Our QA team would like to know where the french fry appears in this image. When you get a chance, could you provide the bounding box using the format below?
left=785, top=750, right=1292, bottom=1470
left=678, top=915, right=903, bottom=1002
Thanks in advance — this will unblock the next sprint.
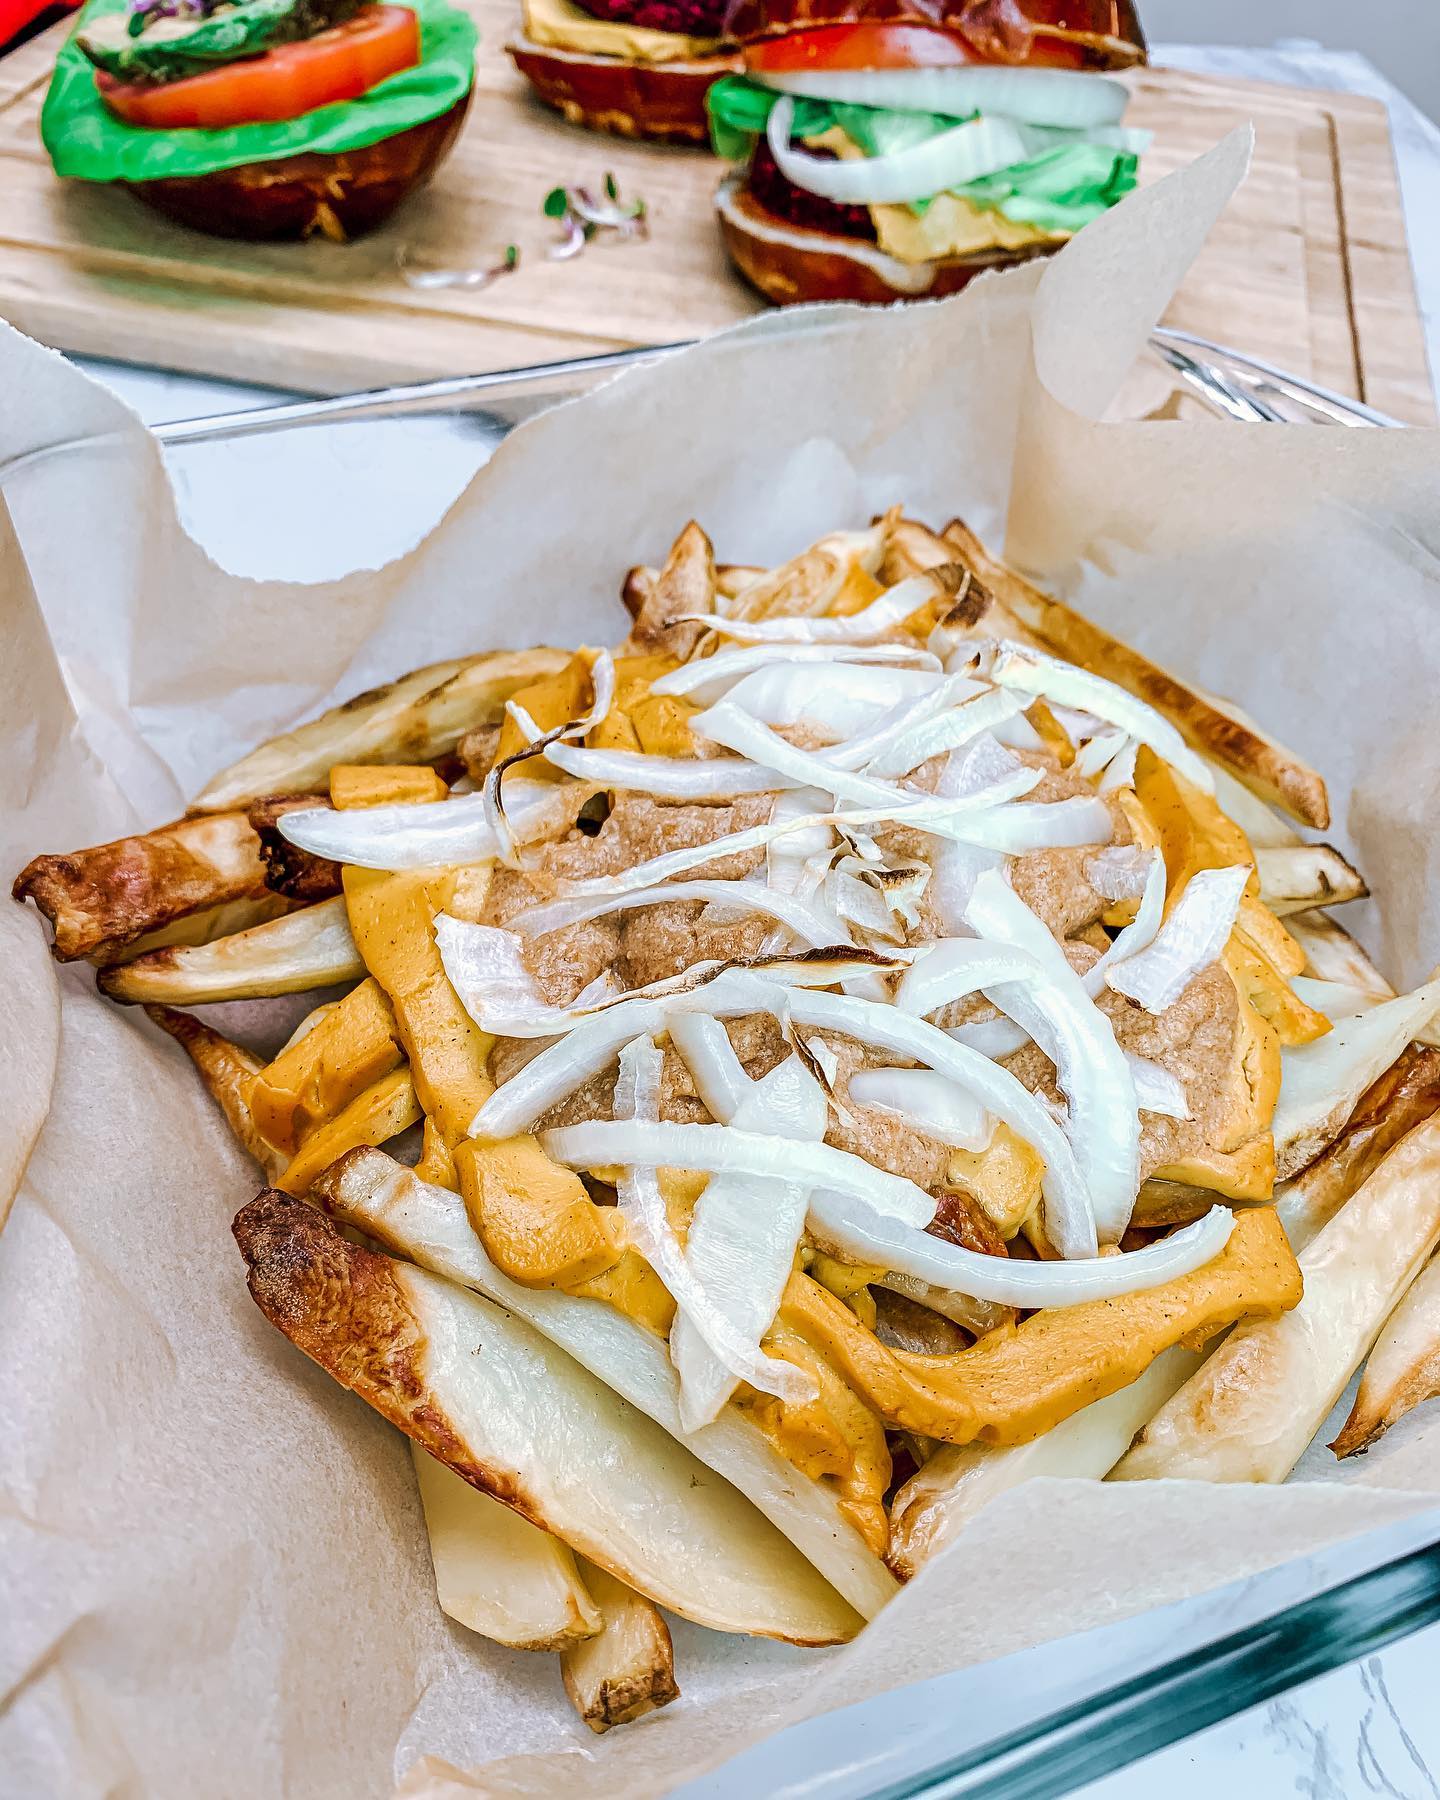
left=1254, top=845, right=1367, bottom=916
left=1274, top=1047, right=1440, bottom=1253
left=310, top=1148, right=899, bottom=1621
left=233, top=1191, right=864, bottom=1645
left=276, top=1067, right=419, bottom=1197
left=411, top=1448, right=602, bottom=1652
left=145, top=1006, right=285, bottom=1181
left=734, top=521, right=888, bottom=622
left=561, top=1559, right=679, bottom=1733
left=1113, top=1112, right=1440, bottom=1484
left=625, top=521, right=716, bottom=660
left=245, top=977, right=404, bottom=1157
left=1272, top=974, right=1440, bottom=1178
left=1286, top=908, right=1395, bottom=997
left=941, top=516, right=1330, bottom=828
left=1332, top=1255, right=1440, bottom=1457
left=887, top=1345, right=1202, bottom=1579
left=119, top=893, right=299, bottom=961
left=99, top=896, right=363, bottom=1004
left=190, top=647, right=570, bottom=814
left=14, top=811, right=269, bottom=962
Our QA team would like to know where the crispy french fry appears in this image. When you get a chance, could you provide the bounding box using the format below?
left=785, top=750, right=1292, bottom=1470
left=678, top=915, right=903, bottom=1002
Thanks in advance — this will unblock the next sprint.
left=99, top=896, right=363, bottom=1005
left=1286, top=908, right=1395, bottom=997
left=190, top=647, right=570, bottom=814
left=277, top=1067, right=419, bottom=1196
left=1113, top=1112, right=1440, bottom=1484
left=246, top=977, right=403, bottom=1157
left=411, top=1447, right=602, bottom=1651
left=626, top=521, right=716, bottom=660
left=1275, top=1047, right=1440, bottom=1254
left=734, top=521, right=888, bottom=622
left=119, top=893, right=299, bottom=961
left=887, top=1345, right=1202, bottom=1579
left=715, top=562, right=766, bottom=600
left=234, top=1191, right=864, bottom=1644
left=1254, top=845, right=1368, bottom=916
left=1272, top=975, right=1440, bottom=1178
left=941, top=516, right=1330, bottom=829
left=1332, top=1255, right=1440, bottom=1457
left=14, top=812, right=269, bottom=962
left=561, top=1559, right=679, bottom=1733
left=311, top=1148, right=898, bottom=1621
left=145, top=1006, right=285, bottom=1181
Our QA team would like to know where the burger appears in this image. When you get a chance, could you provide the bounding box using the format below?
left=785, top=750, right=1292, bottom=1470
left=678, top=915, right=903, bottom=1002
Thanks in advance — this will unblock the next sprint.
left=42, top=0, right=476, bottom=240
left=709, top=0, right=1148, bottom=304
left=506, top=0, right=742, bottom=144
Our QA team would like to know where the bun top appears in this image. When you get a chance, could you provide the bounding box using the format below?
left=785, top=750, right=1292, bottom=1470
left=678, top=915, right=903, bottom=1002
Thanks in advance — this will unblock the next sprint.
left=725, top=0, right=1146, bottom=67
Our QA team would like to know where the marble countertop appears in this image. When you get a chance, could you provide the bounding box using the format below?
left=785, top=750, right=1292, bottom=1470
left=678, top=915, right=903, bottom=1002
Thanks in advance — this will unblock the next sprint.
left=57, top=40, right=1440, bottom=1800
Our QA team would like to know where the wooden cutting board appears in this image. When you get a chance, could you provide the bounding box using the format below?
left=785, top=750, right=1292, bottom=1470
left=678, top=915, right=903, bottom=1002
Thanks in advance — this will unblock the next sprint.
left=0, top=8, right=1432, bottom=420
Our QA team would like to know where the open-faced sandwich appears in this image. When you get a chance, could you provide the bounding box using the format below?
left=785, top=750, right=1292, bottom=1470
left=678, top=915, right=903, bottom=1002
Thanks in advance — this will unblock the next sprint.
left=507, top=0, right=741, bottom=143
left=43, top=0, right=476, bottom=239
left=17, top=512, right=1440, bottom=1732
left=710, top=0, right=1148, bottom=302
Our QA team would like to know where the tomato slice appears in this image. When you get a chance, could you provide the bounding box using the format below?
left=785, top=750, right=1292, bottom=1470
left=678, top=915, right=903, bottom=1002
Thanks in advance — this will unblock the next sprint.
left=744, top=20, right=1089, bottom=73
left=96, top=5, right=421, bottom=131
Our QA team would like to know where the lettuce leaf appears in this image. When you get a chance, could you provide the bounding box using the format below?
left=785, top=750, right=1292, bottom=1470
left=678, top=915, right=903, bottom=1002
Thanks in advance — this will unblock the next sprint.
left=43, top=0, right=475, bottom=184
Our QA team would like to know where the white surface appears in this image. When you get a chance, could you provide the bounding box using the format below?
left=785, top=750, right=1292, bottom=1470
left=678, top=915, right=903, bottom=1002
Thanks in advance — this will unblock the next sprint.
left=56, top=43, right=1440, bottom=1800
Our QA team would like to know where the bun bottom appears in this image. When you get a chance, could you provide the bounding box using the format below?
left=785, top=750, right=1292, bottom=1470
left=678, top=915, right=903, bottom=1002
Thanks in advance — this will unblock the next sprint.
left=715, top=172, right=1060, bottom=306
left=121, top=94, right=471, bottom=242
left=507, top=34, right=740, bottom=143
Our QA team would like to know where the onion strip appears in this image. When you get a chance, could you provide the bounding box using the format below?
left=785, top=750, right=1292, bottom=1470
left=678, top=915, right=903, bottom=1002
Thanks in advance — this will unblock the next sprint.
left=672, top=572, right=951, bottom=648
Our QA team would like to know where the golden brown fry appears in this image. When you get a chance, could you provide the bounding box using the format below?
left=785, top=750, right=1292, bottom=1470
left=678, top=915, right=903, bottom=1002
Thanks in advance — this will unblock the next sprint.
left=330, top=764, right=449, bottom=809
left=15, top=811, right=269, bottom=963
left=1254, top=845, right=1368, bottom=917
left=1287, top=909, right=1395, bottom=997
left=1114, top=1112, right=1440, bottom=1484
left=99, top=895, right=363, bottom=1005
left=246, top=978, right=404, bottom=1157
left=941, top=516, right=1330, bottom=829
left=233, top=1191, right=864, bottom=1644
left=1276, top=1046, right=1440, bottom=1253
left=191, top=647, right=570, bottom=814
left=145, top=1005, right=285, bottom=1181
left=625, top=520, right=716, bottom=660
left=119, top=893, right=299, bottom=961
left=1332, top=1255, right=1440, bottom=1457
left=734, top=521, right=888, bottom=623
left=277, top=1066, right=420, bottom=1197
left=779, top=1209, right=1299, bottom=1446
left=561, top=1559, right=679, bottom=1733
left=411, top=1448, right=602, bottom=1652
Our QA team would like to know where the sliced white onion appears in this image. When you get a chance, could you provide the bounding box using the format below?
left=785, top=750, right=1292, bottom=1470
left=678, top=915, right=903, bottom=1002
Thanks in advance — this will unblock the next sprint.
left=1100, top=740, right=1139, bottom=793
left=820, top=670, right=987, bottom=773
left=863, top=688, right=1028, bottom=781
left=433, top=917, right=557, bottom=1037
left=986, top=644, right=1214, bottom=793
left=964, top=870, right=1139, bottom=1243
left=671, top=1055, right=827, bottom=1430
left=767, top=786, right=835, bottom=894
left=1087, top=849, right=1167, bottom=988
left=677, top=573, right=949, bottom=648
left=650, top=641, right=938, bottom=707
left=1126, top=1052, right=1191, bottom=1120
left=894, top=938, right=1049, bottom=1019
left=1073, top=728, right=1130, bottom=782
left=548, top=1116, right=936, bottom=1229
left=667, top=1013, right=751, bottom=1123
left=485, top=650, right=617, bottom=867
left=695, top=700, right=927, bottom=812
left=768, top=96, right=1033, bottom=206
left=690, top=661, right=941, bottom=738
left=945, top=795, right=1114, bottom=854
left=754, top=65, right=1130, bottom=131
left=612, top=1037, right=816, bottom=1410
left=1086, top=845, right=1151, bottom=903
left=277, top=778, right=584, bottom=872
left=848, top=1068, right=993, bottom=1153
left=1107, top=865, right=1249, bottom=1014
left=544, top=742, right=794, bottom=798
left=516, top=877, right=848, bottom=953
left=807, top=1192, right=1235, bottom=1309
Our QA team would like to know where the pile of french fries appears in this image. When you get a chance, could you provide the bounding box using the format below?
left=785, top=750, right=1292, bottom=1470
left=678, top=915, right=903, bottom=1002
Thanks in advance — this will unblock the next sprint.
left=14, top=511, right=1440, bottom=1733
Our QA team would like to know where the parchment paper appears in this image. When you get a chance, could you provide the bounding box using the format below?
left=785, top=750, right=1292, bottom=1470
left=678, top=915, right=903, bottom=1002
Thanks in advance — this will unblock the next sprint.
left=6, top=130, right=1440, bottom=1800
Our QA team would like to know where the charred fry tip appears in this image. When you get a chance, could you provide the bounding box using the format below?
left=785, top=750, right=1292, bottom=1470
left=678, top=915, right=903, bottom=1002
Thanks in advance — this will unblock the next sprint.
left=1328, top=1419, right=1381, bottom=1459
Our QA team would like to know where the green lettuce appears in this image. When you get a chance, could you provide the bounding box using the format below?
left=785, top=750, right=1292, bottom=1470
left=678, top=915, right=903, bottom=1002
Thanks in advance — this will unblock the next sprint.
left=43, top=0, right=475, bottom=184
left=706, top=75, right=1138, bottom=234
